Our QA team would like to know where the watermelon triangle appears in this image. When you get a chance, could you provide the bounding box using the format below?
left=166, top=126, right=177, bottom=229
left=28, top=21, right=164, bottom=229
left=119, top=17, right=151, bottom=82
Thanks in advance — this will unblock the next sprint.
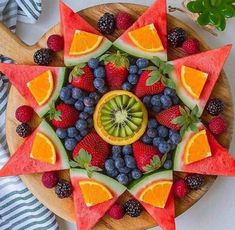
left=70, top=169, right=126, bottom=230
left=59, top=1, right=112, bottom=66
left=0, top=63, right=67, bottom=117
left=169, top=44, right=232, bottom=115
left=0, top=120, right=69, bottom=177
left=113, top=0, right=167, bottom=60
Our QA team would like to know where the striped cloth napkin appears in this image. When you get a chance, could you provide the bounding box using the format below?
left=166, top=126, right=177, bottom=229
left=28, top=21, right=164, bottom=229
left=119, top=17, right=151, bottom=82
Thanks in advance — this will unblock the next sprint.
left=0, top=1, right=59, bottom=230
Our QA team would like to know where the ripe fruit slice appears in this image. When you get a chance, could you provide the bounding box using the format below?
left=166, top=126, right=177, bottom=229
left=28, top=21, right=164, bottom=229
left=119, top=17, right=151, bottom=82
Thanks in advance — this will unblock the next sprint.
left=69, top=30, right=103, bottom=55
left=27, top=70, right=54, bottom=105
left=181, top=65, right=208, bottom=99
left=128, top=24, right=164, bottom=52
left=94, top=90, right=148, bottom=145
left=70, top=169, right=126, bottom=230
left=113, top=0, right=167, bottom=60
left=139, top=180, right=173, bottom=208
left=0, top=63, right=68, bottom=117
left=169, top=44, right=232, bottom=115
left=30, top=132, right=56, bottom=164
left=0, top=120, right=69, bottom=177
left=60, top=1, right=112, bottom=66
left=79, top=180, right=113, bottom=207
left=184, top=129, right=211, bottom=165
left=128, top=170, right=175, bottom=230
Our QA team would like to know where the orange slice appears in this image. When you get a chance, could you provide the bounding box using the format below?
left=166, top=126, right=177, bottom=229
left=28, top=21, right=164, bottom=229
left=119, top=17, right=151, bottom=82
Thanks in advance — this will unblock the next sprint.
left=128, top=24, right=164, bottom=52
left=139, top=180, right=173, bottom=208
left=30, top=132, right=56, bottom=164
left=27, top=70, right=53, bottom=105
left=181, top=65, right=208, bottom=99
left=79, top=180, right=113, bottom=207
left=184, top=129, right=212, bottom=165
left=69, top=30, right=103, bottom=55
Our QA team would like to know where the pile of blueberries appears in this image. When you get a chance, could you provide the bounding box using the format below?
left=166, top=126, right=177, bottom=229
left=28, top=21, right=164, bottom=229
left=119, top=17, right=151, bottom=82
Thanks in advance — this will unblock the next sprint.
left=104, top=145, right=142, bottom=185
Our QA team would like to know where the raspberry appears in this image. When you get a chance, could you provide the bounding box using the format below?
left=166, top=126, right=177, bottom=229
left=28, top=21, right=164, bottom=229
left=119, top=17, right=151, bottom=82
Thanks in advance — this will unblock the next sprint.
left=41, top=171, right=59, bottom=188
left=47, top=34, right=64, bottom=52
left=173, top=179, right=188, bottom=199
left=168, top=27, right=186, bottom=48
left=15, top=105, right=34, bottom=123
left=115, top=12, right=134, bottom=30
left=108, top=203, right=125, bottom=219
left=55, top=179, right=73, bottom=198
left=208, top=116, right=227, bottom=135
left=34, top=48, right=53, bottom=66
left=185, top=174, right=205, bottom=190
left=182, top=38, right=200, bottom=55
left=124, top=199, right=142, bottom=217
left=206, top=98, right=224, bottom=116
left=16, top=123, right=32, bottom=138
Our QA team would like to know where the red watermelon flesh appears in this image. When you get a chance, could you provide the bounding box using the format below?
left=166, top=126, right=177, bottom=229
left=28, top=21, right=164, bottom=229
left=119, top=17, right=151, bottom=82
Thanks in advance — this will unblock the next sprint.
left=169, top=44, right=232, bottom=115
left=0, top=120, right=69, bottom=177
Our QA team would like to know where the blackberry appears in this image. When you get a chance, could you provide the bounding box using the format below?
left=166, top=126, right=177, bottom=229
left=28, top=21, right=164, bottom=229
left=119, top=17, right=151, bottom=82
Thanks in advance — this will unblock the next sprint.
left=185, top=174, right=205, bottom=190
left=55, top=179, right=72, bottom=198
left=97, top=13, right=115, bottom=34
left=124, top=199, right=142, bottom=217
left=16, top=123, right=31, bottom=138
left=34, top=48, right=53, bottom=65
left=206, top=98, right=224, bottom=116
left=168, top=27, right=186, bottom=48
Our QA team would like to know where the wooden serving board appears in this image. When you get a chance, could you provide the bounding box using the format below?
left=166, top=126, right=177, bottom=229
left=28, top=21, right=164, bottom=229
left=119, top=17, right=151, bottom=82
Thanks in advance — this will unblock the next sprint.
left=1, top=3, right=233, bottom=230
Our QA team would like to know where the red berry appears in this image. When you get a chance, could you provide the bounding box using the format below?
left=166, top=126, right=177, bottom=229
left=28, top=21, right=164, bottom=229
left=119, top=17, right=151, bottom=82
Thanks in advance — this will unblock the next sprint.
left=173, top=179, right=188, bottom=199
left=115, top=12, right=134, bottom=30
left=182, top=39, right=200, bottom=55
left=15, top=105, right=34, bottom=123
left=208, top=116, right=227, bottom=135
left=47, top=34, right=64, bottom=52
left=108, top=203, right=125, bottom=219
left=41, top=171, right=59, bottom=188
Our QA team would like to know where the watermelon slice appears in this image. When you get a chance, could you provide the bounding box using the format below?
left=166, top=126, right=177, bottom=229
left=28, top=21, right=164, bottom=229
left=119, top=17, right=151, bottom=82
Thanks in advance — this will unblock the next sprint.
left=128, top=170, right=175, bottom=230
left=0, top=63, right=68, bottom=117
left=60, top=1, right=112, bottom=66
left=70, top=169, right=126, bottom=230
left=169, top=44, right=232, bottom=115
left=113, top=0, right=167, bottom=60
left=0, top=120, right=69, bottom=177
left=174, top=122, right=235, bottom=176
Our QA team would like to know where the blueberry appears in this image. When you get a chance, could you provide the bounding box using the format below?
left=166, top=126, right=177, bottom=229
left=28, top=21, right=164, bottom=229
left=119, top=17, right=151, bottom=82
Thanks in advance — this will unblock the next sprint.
left=97, top=86, right=108, bottom=94
left=136, top=58, right=149, bottom=69
left=164, top=88, right=176, bottom=97
left=148, top=119, right=158, bottom=129
left=87, top=117, right=93, bottom=128
left=147, top=128, right=158, bottom=138
left=122, top=82, right=132, bottom=91
left=151, top=95, right=161, bottom=106
left=141, top=134, right=152, bottom=144
left=131, top=169, right=142, bottom=180
left=143, top=96, right=152, bottom=107
left=158, top=140, right=171, bottom=154
left=163, top=159, right=173, bottom=169
left=117, top=173, right=129, bottom=185
left=153, top=137, right=164, bottom=147
left=105, top=159, right=115, bottom=171
left=72, top=88, right=83, bottom=99
left=138, top=69, right=143, bottom=75
left=128, top=74, right=138, bottom=85
left=79, top=112, right=89, bottom=120
left=64, top=98, right=76, bottom=105
left=128, top=56, right=137, bottom=65
left=172, top=95, right=180, bottom=105
left=67, top=84, right=73, bottom=89
left=80, top=129, right=89, bottom=137
left=167, top=139, right=176, bottom=150
left=84, top=106, right=94, bottom=115
left=122, top=145, right=132, bottom=155
left=89, top=92, right=100, bottom=102
left=170, top=132, right=182, bottom=145
left=56, top=128, right=67, bottom=139
left=74, top=100, right=85, bottom=111
left=78, top=93, right=86, bottom=102
left=112, top=146, right=122, bottom=155
left=88, top=58, right=99, bottom=69
left=160, top=95, right=172, bottom=109
left=94, top=78, right=105, bottom=89
left=106, top=168, right=119, bottom=178
left=167, top=152, right=173, bottom=160
left=94, top=66, right=105, bottom=78
left=169, top=129, right=176, bottom=137
left=76, top=119, right=88, bottom=130
left=125, top=155, right=136, bottom=169
left=112, top=152, right=121, bottom=160
left=60, top=87, right=71, bottom=101
left=119, top=167, right=131, bottom=174
left=152, top=105, right=161, bottom=113
left=75, top=134, right=83, bottom=142
left=83, top=97, right=95, bottom=107
left=157, top=126, right=169, bottom=138
left=129, top=65, right=138, bottom=74
left=115, top=158, right=125, bottom=169
left=67, top=127, right=78, bottom=138
left=64, top=138, right=77, bottom=151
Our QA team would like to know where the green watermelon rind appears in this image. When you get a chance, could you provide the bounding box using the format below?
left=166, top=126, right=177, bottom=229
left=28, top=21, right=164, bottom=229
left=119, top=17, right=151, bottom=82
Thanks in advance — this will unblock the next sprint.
left=128, top=170, right=173, bottom=196
left=64, top=38, right=112, bottom=67
left=113, top=39, right=167, bottom=61
left=36, top=68, right=69, bottom=117
left=70, top=168, right=127, bottom=195
left=39, top=120, right=70, bottom=169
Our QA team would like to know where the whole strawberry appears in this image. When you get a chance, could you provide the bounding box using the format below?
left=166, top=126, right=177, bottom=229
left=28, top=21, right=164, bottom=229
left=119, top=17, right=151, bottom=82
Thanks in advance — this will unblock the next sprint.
left=48, top=103, right=79, bottom=128
left=132, top=141, right=163, bottom=172
left=70, top=64, right=95, bottom=92
left=182, top=38, right=200, bottom=55
left=208, top=116, right=227, bottom=135
left=173, top=179, right=188, bottom=199
left=115, top=12, right=134, bottom=30
left=101, top=51, right=129, bottom=88
left=47, top=34, right=64, bottom=52
left=15, top=105, right=34, bottom=123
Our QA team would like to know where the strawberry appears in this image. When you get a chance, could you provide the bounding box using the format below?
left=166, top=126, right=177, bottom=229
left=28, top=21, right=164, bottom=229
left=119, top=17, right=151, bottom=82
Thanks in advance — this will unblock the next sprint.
left=70, top=64, right=95, bottom=92
left=48, top=103, right=79, bottom=128
left=132, top=141, right=165, bottom=173
left=101, top=51, right=129, bottom=88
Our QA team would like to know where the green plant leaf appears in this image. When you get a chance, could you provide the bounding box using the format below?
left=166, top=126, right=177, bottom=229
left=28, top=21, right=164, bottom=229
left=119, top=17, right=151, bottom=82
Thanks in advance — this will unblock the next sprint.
left=151, top=56, right=161, bottom=67
left=197, top=12, right=210, bottom=25
left=216, top=15, right=226, bottom=30
left=210, top=0, right=222, bottom=7
left=221, top=5, right=235, bottom=18
left=209, top=13, right=222, bottom=26
left=202, top=0, right=212, bottom=8
left=187, top=2, right=198, bottom=13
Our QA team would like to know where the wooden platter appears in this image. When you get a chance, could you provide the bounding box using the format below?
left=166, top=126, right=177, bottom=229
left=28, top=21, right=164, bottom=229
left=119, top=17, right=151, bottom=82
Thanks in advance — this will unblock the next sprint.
left=1, top=3, right=233, bottom=230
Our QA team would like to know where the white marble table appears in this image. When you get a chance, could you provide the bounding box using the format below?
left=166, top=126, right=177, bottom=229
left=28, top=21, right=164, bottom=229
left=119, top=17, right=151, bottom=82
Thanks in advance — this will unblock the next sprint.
left=15, top=1, right=235, bottom=229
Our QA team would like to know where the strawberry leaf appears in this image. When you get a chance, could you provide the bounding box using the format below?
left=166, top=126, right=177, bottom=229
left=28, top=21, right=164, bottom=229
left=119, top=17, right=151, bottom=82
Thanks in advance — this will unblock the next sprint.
left=144, top=66, right=158, bottom=71
left=143, top=155, right=162, bottom=173
left=71, top=63, right=86, bottom=76
left=47, top=102, right=62, bottom=121
left=163, top=64, right=174, bottom=74
left=161, top=154, right=167, bottom=165
left=69, top=160, right=80, bottom=168
left=164, top=78, right=176, bottom=89
left=146, top=72, right=161, bottom=86
left=151, top=56, right=161, bottom=67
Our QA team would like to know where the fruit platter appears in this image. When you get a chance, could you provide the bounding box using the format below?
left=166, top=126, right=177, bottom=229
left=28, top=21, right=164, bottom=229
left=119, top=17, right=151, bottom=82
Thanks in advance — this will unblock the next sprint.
left=0, top=0, right=234, bottom=229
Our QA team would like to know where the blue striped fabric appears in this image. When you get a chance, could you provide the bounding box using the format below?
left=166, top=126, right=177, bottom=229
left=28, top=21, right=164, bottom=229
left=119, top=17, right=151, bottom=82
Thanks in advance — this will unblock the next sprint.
left=0, top=1, right=59, bottom=230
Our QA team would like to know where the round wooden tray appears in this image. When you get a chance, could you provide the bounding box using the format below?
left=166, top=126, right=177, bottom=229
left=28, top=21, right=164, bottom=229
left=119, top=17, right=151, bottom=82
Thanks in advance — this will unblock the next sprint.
left=2, top=3, right=233, bottom=230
